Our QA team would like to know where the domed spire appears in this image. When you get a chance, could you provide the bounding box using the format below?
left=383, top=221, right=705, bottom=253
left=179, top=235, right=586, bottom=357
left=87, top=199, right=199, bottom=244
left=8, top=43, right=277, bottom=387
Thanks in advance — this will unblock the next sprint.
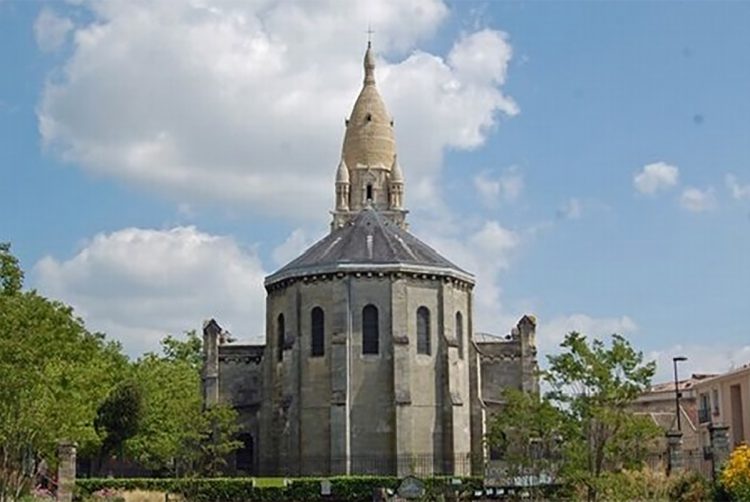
left=341, top=43, right=396, bottom=171
left=390, top=154, right=403, bottom=183
left=335, top=158, right=349, bottom=183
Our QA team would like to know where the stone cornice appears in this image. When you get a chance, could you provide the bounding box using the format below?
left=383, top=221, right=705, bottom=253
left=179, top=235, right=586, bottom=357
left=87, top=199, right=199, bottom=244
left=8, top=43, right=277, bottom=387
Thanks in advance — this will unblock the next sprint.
left=265, top=263, right=475, bottom=291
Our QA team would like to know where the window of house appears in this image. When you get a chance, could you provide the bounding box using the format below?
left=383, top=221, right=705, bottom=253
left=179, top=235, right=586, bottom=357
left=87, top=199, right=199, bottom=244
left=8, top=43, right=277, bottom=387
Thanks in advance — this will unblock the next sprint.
left=455, top=311, right=464, bottom=359
left=311, top=307, right=325, bottom=357
left=277, top=313, right=285, bottom=362
left=417, top=306, right=431, bottom=355
left=362, top=304, right=379, bottom=355
left=366, top=184, right=373, bottom=201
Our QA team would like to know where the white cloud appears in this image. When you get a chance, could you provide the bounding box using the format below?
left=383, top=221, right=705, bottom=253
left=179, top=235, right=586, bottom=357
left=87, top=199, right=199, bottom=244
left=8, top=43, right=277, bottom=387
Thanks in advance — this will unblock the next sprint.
left=34, top=8, right=73, bottom=52
left=473, top=166, right=523, bottom=206
left=633, top=162, right=679, bottom=195
left=271, top=227, right=321, bottom=267
left=680, top=186, right=716, bottom=212
left=648, top=343, right=750, bottom=383
left=726, top=173, right=750, bottom=200
left=419, top=216, right=520, bottom=332
left=556, top=197, right=582, bottom=220
left=38, top=1, right=517, bottom=220
left=536, top=314, right=638, bottom=356
left=33, top=227, right=267, bottom=355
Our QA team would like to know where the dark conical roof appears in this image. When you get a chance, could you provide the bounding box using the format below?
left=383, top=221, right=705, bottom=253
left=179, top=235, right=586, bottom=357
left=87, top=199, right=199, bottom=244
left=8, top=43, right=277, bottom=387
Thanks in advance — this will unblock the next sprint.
left=265, top=208, right=473, bottom=286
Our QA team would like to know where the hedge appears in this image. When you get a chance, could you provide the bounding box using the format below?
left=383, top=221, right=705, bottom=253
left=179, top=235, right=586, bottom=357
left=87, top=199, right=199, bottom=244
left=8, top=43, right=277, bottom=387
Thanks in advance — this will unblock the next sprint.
left=76, top=476, right=484, bottom=501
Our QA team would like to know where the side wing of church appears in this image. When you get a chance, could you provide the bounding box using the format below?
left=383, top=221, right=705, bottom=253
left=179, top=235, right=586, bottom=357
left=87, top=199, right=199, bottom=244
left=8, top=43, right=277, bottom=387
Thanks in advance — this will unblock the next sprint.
left=202, top=43, right=539, bottom=477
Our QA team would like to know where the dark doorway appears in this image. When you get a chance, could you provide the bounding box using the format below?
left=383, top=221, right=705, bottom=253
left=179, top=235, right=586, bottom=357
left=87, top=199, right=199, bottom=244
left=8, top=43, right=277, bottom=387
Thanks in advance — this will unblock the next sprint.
left=236, top=433, right=254, bottom=474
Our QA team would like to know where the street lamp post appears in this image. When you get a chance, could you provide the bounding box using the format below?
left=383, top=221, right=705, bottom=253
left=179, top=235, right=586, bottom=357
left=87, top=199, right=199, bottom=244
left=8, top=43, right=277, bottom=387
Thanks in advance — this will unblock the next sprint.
left=673, top=356, right=688, bottom=431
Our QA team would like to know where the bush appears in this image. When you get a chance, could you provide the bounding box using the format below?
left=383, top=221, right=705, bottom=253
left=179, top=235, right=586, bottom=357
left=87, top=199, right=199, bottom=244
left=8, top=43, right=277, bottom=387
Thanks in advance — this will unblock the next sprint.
left=76, top=476, right=483, bottom=501
left=590, top=468, right=671, bottom=501
left=720, top=443, right=750, bottom=501
left=668, top=471, right=712, bottom=502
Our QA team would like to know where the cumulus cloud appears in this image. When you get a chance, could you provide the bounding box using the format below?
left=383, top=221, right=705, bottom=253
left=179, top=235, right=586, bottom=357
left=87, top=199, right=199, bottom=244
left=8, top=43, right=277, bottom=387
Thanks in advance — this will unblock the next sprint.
left=33, top=227, right=267, bottom=355
left=648, top=343, right=750, bottom=383
left=473, top=166, right=523, bottom=207
left=726, top=173, right=750, bottom=200
left=418, top=216, right=520, bottom=332
left=271, top=227, right=320, bottom=267
left=34, top=8, right=73, bottom=52
left=680, top=186, right=716, bottom=212
left=536, top=314, right=638, bottom=355
left=633, top=162, right=679, bottom=195
left=38, top=0, right=517, bottom=220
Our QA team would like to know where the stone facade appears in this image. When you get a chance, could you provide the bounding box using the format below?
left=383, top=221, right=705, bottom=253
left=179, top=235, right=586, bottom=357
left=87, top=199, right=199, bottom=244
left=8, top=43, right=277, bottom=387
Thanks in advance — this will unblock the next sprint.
left=201, top=44, right=538, bottom=477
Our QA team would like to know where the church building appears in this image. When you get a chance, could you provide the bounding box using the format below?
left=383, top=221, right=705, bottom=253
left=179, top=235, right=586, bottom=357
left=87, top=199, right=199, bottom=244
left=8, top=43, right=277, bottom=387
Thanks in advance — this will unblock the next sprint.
left=202, top=43, right=539, bottom=477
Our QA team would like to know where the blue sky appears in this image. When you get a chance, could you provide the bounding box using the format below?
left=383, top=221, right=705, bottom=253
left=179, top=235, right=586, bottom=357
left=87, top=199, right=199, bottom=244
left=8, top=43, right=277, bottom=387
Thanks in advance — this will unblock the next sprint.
left=1, top=0, right=748, bottom=381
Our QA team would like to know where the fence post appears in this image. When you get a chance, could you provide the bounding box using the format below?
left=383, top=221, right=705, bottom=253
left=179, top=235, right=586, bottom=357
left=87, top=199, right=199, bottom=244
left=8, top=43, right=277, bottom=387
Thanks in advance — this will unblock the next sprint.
left=708, top=424, right=731, bottom=480
left=56, top=441, right=77, bottom=502
left=666, top=430, right=683, bottom=476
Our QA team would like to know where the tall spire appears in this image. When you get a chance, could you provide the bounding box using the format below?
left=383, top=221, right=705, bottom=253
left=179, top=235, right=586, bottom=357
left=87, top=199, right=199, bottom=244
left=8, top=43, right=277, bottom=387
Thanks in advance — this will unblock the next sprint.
left=333, top=43, right=407, bottom=231
left=364, top=41, right=376, bottom=85
left=341, top=42, right=395, bottom=172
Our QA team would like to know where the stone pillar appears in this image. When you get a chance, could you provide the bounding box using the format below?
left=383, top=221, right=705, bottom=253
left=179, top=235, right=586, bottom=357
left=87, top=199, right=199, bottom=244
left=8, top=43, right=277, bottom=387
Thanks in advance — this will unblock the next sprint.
left=467, top=291, right=485, bottom=476
left=202, top=319, right=222, bottom=409
left=517, top=316, right=539, bottom=395
left=391, top=275, right=413, bottom=476
left=330, top=277, right=351, bottom=475
left=56, top=441, right=76, bottom=502
left=709, top=424, right=731, bottom=479
left=280, top=286, right=301, bottom=476
left=666, top=430, right=683, bottom=476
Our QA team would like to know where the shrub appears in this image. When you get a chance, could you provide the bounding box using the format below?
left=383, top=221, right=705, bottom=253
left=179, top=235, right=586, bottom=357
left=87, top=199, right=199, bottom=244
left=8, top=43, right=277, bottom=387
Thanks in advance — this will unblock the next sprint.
left=668, top=471, right=712, bottom=502
left=720, top=443, right=750, bottom=501
left=76, top=476, right=483, bottom=501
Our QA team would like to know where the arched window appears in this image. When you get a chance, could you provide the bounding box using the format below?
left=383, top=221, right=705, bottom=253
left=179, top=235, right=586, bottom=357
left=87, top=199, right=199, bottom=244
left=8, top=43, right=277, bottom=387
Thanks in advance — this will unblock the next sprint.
left=417, top=306, right=431, bottom=355
left=362, top=304, right=379, bottom=355
left=366, top=184, right=373, bottom=201
left=311, top=307, right=325, bottom=357
left=456, top=311, right=464, bottom=359
left=277, top=313, right=285, bottom=362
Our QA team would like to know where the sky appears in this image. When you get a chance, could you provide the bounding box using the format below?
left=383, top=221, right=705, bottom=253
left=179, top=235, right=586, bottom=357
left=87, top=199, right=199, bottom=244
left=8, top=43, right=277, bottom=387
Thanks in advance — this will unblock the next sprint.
left=1, top=0, right=749, bottom=382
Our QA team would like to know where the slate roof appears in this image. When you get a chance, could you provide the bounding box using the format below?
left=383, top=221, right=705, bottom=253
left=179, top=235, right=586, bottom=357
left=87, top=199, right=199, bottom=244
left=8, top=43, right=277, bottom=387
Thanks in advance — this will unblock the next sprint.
left=265, top=208, right=473, bottom=286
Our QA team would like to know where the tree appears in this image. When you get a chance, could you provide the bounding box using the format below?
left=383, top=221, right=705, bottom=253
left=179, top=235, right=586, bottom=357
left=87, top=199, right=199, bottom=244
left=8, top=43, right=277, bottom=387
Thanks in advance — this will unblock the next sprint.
left=0, top=243, right=128, bottom=500
left=544, top=332, right=660, bottom=501
left=486, top=388, right=567, bottom=499
left=95, top=380, right=143, bottom=461
left=125, top=332, right=240, bottom=475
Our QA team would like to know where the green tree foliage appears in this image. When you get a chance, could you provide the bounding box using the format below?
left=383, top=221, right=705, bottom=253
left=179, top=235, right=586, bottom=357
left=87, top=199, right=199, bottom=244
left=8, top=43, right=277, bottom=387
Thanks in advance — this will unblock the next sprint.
left=125, top=332, right=240, bottom=475
left=487, top=332, right=660, bottom=502
left=486, top=388, right=566, bottom=497
left=95, top=380, right=143, bottom=459
left=0, top=243, right=127, bottom=500
left=545, top=332, right=660, bottom=501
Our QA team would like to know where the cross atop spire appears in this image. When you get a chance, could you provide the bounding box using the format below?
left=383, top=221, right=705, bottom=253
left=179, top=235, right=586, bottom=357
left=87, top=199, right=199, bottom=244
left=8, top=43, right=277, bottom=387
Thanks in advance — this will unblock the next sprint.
left=366, top=24, right=375, bottom=46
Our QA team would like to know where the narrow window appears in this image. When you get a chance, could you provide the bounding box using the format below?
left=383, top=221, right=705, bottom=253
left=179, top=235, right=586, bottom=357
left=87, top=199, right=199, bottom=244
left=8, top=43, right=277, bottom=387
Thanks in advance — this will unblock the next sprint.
left=417, top=306, right=431, bottom=355
left=362, top=304, right=379, bottom=355
left=456, top=311, right=464, bottom=359
left=311, top=307, right=325, bottom=357
left=277, top=313, right=285, bottom=362
left=366, top=184, right=373, bottom=201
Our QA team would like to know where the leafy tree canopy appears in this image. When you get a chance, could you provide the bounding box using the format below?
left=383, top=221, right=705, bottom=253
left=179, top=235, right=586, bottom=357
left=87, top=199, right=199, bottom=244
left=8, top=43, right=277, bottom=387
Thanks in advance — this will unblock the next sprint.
left=487, top=331, right=660, bottom=502
left=0, top=243, right=128, bottom=499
